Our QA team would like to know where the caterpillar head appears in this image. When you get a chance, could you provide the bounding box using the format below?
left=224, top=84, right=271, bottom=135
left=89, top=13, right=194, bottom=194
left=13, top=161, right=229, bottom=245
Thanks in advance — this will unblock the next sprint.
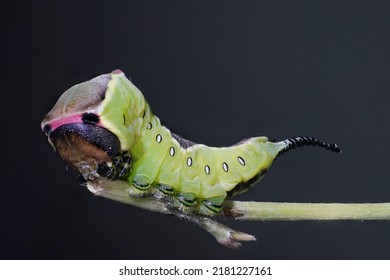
left=41, top=70, right=137, bottom=180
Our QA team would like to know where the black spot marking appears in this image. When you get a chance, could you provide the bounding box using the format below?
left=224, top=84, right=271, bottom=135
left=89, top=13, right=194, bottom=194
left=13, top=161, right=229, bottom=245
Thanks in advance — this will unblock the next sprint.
left=123, top=114, right=126, bottom=125
left=142, top=110, right=146, bottom=118
left=43, top=124, right=52, bottom=136
left=82, top=113, right=99, bottom=125
left=147, top=122, right=152, bottom=130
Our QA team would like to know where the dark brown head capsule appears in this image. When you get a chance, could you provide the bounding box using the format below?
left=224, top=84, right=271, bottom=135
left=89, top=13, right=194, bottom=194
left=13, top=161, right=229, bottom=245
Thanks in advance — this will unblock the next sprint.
left=41, top=73, right=121, bottom=180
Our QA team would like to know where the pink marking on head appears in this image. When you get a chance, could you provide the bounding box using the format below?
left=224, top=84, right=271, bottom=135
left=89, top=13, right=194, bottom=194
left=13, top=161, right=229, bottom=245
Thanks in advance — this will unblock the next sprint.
left=48, top=114, right=84, bottom=131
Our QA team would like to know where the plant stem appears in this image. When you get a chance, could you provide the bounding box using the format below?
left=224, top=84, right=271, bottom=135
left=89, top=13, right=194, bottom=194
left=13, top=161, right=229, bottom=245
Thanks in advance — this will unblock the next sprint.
left=86, top=178, right=256, bottom=248
left=86, top=178, right=390, bottom=248
left=86, top=178, right=171, bottom=214
left=222, top=201, right=390, bottom=220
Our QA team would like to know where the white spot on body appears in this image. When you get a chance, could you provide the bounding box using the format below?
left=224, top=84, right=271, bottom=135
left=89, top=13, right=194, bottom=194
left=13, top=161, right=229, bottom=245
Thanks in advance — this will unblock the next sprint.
left=169, top=147, right=175, bottom=157
left=205, top=165, right=210, bottom=175
left=222, top=162, right=229, bottom=172
left=156, top=134, right=162, bottom=143
left=187, top=157, right=192, bottom=167
left=237, top=156, right=246, bottom=166
left=147, top=122, right=152, bottom=130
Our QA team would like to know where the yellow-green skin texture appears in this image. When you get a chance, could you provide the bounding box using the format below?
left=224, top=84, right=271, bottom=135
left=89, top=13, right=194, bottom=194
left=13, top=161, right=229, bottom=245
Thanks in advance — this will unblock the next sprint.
left=99, top=72, right=284, bottom=215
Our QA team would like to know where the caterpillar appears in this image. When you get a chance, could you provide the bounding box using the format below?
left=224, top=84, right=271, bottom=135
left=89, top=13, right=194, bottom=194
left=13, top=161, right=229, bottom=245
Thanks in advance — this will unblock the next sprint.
left=41, top=69, right=341, bottom=217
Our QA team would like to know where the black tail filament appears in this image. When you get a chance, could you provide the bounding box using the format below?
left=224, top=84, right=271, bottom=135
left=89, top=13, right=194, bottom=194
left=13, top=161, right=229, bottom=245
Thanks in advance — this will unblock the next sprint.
left=277, top=136, right=342, bottom=158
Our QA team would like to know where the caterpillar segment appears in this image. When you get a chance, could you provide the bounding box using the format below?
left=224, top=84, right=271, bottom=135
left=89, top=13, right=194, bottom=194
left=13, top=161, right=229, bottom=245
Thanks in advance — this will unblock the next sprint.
left=41, top=70, right=341, bottom=217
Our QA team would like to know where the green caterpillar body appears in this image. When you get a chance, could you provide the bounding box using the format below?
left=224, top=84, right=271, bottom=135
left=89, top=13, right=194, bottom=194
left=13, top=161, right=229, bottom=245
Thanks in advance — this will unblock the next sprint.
left=41, top=70, right=341, bottom=216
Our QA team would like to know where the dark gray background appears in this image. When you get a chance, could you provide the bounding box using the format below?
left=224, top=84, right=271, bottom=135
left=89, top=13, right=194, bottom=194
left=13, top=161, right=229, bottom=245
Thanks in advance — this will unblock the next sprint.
left=2, top=0, right=390, bottom=259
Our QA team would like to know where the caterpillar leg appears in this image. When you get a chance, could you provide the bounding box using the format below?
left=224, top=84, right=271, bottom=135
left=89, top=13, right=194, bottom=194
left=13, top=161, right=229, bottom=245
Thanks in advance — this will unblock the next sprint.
left=154, top=183, right=226, bottom=216
left=159, top=190, right=198, bottom=215
left=87, top=178, right=256, bottom=249
left=176, top=192, right=225, bottom=216
left=152, top=183, right=197, bottom=214
left=129, top=182, right=155, bottom=198
left=197, top=196, right=227, bottom=216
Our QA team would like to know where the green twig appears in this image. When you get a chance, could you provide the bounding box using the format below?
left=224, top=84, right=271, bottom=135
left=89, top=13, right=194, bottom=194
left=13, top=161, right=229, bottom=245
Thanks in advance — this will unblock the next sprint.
left=86, top=178, right=390, bottom=248
left=86, top=178, right=255, bottom=248
left=222, top=201, right=390, bottom=221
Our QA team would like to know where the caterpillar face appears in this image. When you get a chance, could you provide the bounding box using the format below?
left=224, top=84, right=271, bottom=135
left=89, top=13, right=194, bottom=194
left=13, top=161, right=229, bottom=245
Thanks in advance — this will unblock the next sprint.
left=41, top=72, right=126, bottom=180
